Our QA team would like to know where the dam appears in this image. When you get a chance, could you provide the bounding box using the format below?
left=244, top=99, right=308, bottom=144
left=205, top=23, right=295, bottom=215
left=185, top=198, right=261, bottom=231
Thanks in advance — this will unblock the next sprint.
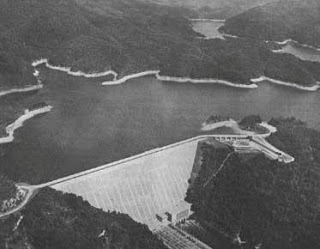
left=39, top=133, right=293, bottom=248
left=44, top=136, right=243, bottom=227
left=44, top=133, right=293, bottom=226
left=54, top=139, right=198, bottom=226
left=47, top=136, right=210, bottom=228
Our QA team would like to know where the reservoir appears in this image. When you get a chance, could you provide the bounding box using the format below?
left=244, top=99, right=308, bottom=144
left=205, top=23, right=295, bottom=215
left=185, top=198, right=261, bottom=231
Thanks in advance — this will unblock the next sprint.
left=191, top=19, right=225, bottom=39
left=192, top=19, right=320, bottom=63
left=276, top=41, right=320, bottom=62
left=1, top=20, right=320, bottom=184
left=0, top=67, right=319, bottom=184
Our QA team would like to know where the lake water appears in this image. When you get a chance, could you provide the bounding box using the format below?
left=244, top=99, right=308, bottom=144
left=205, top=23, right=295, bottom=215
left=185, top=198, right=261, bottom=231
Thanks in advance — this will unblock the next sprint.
left=1, top=21, right=320, bottom=184
left=191, top=20, right=225, bottom=39
left=0, top=67, right=320, bottom=184
left=191, top=19, right=320, bottom=63
left=278, top=42, right=320, bottom=62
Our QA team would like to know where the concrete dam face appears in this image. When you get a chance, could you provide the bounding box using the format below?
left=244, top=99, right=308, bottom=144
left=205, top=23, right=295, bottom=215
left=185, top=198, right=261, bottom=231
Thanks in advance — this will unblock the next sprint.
left=50, top=138, right=201, bottom=227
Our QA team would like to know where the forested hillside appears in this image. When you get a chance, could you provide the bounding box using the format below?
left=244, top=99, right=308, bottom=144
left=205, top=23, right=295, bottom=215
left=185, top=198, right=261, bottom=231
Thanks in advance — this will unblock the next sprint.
left=160, top=38, right=320, bottom=87
left=140, top=0, right=278, bottom=19
left=1, top=0, right=320, bottom=92
left=221, top=0, right=320, bottom=47
left=0, top=0, right=199, bottom=88
left=0, top=187, right=167, bottom=249
left=0, top=174, right=17, bottom=204
left=186, top=117, right=320, bottom=249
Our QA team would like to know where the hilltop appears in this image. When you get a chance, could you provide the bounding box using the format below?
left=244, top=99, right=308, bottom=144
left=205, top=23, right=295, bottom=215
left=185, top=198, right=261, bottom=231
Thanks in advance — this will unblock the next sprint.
left=186, top=117, right=320, bottom=249
left=221, top=0, right=320, bottom=48
left=139, top=0, right=278, bottom=19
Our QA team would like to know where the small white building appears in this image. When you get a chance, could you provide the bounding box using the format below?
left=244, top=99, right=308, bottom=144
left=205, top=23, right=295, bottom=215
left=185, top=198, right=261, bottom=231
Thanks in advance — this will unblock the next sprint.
left=157, top=201, right=191, bottom=224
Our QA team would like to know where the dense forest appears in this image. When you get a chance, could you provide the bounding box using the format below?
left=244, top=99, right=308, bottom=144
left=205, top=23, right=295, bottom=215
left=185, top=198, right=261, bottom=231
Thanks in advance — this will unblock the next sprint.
left=159, top=37, right=320, bottom=87
left=140, top=0, right=279, bottom=19
left=221, top=0, right=320, bottom=48
left=1, top=0, right=320, bottom=90
left=0, top=187, right=167, bottom=249
left=186, top=117, right=320, bottom=249
left=0, top=174, right=17, bottom=204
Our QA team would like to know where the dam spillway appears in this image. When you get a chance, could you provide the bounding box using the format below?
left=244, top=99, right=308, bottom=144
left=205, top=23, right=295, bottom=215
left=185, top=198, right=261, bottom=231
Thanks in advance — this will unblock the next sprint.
left=48, top=137, right=204, bottom=228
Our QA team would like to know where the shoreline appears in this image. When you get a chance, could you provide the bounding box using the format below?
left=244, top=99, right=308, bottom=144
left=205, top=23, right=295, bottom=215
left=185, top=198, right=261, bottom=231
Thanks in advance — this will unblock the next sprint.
left=0, top=106, right=53, bottom=144
left=251, top=76, right=320, bottom=91
left=32, top=59, right=319, bottom=92
left=32, top=59, right=118, bottom=78
left=218, top=33, right=320, bottom=51
left=222, top=33, right=239, bottom=39
left=195, top=36, right=224, bottom=40
left=102, top=71, right=258, bottom=89
left=0, top=84, right=43, bottom=98
left=273, top=39, right=320, bottom=52
left=271, top=49, right=286, bottom=54
left=190, top=19, right=225, bottom=22
left=32, top=59, right=256, bottom=88
left=201, top=119, right=277, bottom=138
left=271, top=48, right=320, bottom=63
left=102, top=71, right=160, bottom=85
left=219, top=31, right=239, bottom=39
left=259, top=122, right=277, bottom=137
left=201, top=119, right=241, bottom=132
left=156, top=73, right=258, bottom=88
